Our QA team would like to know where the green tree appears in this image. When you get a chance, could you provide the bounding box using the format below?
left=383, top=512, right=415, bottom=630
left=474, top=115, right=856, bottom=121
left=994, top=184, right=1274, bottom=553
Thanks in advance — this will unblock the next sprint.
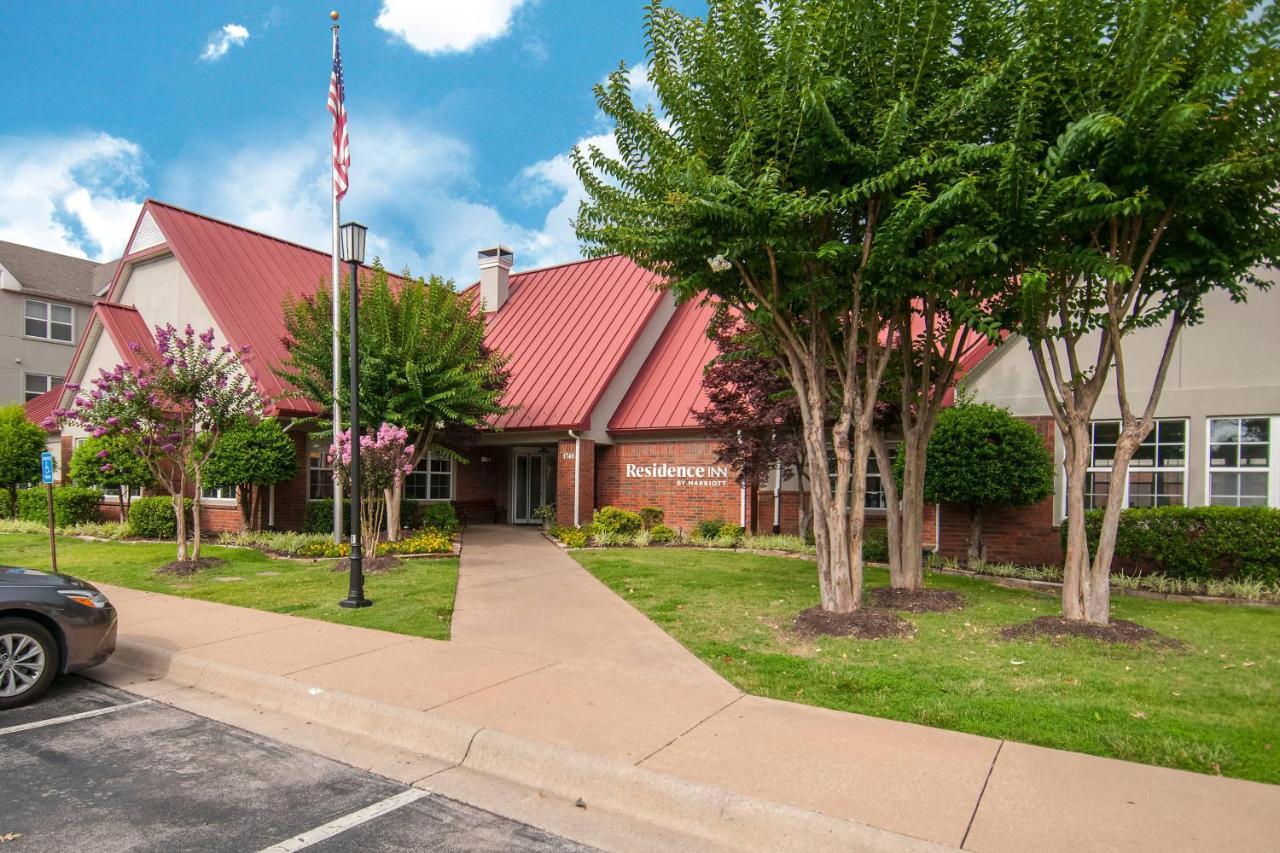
left=0, top=404, right=45, bottom=518
left=993, top=0, right=1280, bottom=623
left=901, top=401, right=1054, bottom=564
left=574, top=0, right=1002, bottom=612
left=204, top=418, right=299, bottom=530
left=68, top=435, right=153, bottom=519
left=279, top=264, right=509, bottom=539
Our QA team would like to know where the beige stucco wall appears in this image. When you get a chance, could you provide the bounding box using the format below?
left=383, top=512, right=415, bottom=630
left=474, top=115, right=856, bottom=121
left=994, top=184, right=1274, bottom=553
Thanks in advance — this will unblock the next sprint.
left=0, top=284, right=93, bottom=406
left=966, top=271, right=1280, bottom=508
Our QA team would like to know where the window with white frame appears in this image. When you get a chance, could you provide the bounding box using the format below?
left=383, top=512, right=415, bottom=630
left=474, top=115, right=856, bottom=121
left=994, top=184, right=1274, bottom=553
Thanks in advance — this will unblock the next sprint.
left=201, top=485, right=235, bottom=501
left=1084, top=419, right=1187, bottom=509
left=24, top=373, right=57, bottom=401
left=308, top=439, right=334, bottom=500
left=827, top=448, right=890, bottom=510
left=24, top=299, right=74, bottom=343
left=1208, top=417, right=1274, bottom=507
left=404, top=453, right=453, bottom=501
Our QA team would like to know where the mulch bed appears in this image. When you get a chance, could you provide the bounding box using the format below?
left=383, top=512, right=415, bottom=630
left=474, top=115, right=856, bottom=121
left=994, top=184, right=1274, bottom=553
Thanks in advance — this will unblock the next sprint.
left=332, top=555, right=402, bottom=574
left=869, top=587, right=964, bottom=613
left=1001, top=616, right=1183, bottom=648
left=793, top=606, right=914, bottom=639
left=156, top=557, right=226, bottom=577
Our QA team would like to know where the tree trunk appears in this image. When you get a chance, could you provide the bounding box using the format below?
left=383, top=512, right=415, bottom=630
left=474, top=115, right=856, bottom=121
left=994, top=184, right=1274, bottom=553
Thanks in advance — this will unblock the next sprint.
left=870, top=430, right=902, bottom=580
left=7, top=484, right=15, bottom=519
left=801, top=411, right=859, bottom=613
left=966, top=505, right=985, bottom=565
left=384, top=481, right=402, bottom=541
left=1059, top=420, right=1096, bottom=622
left=894, top=429, right=928, bottom=591
left=121, top=486, right=131, bottom=522
left=172, top=491, right=188, bottom=562
left=249, top=484, right=262, bottom=531
left=191, top=472, right=203, bottom=561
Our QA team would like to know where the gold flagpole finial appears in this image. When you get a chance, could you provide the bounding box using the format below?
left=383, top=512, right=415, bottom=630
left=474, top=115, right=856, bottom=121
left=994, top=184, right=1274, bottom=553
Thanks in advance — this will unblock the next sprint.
left=330, top=10, right=339, bottom=21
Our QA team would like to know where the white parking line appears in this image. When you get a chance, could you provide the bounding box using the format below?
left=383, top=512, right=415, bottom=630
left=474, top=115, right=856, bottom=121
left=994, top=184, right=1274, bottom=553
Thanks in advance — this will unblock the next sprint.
left=255, top=789, right=430, bottom=852
left=0, top=699, right=153, bottom=736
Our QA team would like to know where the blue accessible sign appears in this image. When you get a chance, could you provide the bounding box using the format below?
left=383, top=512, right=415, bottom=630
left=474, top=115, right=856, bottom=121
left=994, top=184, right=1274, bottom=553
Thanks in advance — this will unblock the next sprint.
left=41, top=451, right=54, bottom=484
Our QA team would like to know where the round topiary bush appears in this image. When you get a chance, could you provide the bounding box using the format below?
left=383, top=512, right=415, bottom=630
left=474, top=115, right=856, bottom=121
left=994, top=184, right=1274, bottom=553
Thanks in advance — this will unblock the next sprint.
left=649, top=523, right=677, bottom=544
left=593, top=506, right=643, bottom=536
left=127, top=495, right=193, bottom=539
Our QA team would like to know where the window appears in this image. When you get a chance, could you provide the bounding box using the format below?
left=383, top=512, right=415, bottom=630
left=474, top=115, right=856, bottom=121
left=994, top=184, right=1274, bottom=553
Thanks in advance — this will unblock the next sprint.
left=201, top=485, right=235, bottom=501
left=827, top=448, right=890, bottom=510
left=404, top=453, right=453, bottom=501
left=1084, top=419, right=1187, bottom=509
left=1209, top=417, right=1274, bottom=507
left=25, top=299, right=74, bottom=343
left=102, top=485, right=143, bottom=502
left=308, top=439, right=334, bottom=500
left=24, top=373, right=57, bottom=401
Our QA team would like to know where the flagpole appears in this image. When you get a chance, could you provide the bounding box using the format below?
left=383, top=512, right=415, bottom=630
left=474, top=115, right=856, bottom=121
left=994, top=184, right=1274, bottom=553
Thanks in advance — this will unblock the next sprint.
left=330, top=14, right=343, bottom=545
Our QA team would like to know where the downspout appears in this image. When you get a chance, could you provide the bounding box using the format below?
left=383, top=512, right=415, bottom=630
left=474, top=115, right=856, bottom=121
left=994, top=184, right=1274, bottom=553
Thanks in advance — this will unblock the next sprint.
left=772, top=461, right=782, bottom=534
left=933, top=502, right=941, bottom=553
left=737, top=430, right=746, bottom=529
left=568, top=429, right=582, bottom=528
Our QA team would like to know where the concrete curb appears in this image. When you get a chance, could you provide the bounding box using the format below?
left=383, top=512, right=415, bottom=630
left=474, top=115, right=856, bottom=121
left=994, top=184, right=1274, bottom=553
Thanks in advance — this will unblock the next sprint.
left=108, top=638, right=950, bottom=853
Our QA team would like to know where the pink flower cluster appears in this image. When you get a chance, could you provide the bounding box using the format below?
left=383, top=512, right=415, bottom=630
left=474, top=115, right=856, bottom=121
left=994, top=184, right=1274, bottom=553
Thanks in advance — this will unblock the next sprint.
left=327, top=422, right=415, bottom=494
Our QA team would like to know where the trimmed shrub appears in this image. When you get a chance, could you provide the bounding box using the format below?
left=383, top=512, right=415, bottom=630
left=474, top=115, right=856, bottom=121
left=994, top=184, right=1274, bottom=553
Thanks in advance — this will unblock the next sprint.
left=560, top=528, right=588, bottom=548
left=862, top=526, right=889, bottom=564
left=638, top=506, right=665, bottom=529
left=694, top=518, right=726, bottom=541
left=418, top=502, right=459, bottom=534
left=1073, top=506, right=1280, bottom=583
left=127, top=495, right=193, bottom=539
left=304, top=499, right=352, bottom=536
left=0, top=490, right=11, bottom=518
left=649, top=523, right=677, bottom=544
left=17, top=486, right=102, bottom=527
left=593, top=506, right=643, bottom=536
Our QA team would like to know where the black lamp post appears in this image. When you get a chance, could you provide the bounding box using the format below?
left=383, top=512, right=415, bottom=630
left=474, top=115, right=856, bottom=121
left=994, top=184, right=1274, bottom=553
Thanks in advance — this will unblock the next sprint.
left=338, top=220, right=372, bottom=609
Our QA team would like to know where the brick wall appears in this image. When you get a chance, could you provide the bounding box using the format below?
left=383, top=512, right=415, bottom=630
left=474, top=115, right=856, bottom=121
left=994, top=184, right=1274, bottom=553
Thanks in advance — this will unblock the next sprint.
left=936, top=416, right=1063, bottom=566
left=456, top=446, right=510, bottom=508
left=556, top=438, right=594, bottom=527
left=596, top=438, right=744, bottom=533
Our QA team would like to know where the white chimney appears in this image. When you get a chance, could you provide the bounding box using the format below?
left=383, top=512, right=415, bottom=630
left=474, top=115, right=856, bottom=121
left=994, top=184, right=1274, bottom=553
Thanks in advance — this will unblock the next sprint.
left=478, top=245, right=513, bottom=312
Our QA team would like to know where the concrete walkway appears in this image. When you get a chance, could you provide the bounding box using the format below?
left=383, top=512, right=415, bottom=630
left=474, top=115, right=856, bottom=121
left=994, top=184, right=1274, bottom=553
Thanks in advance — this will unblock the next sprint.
left=89, top=526, right=1279, bottom=852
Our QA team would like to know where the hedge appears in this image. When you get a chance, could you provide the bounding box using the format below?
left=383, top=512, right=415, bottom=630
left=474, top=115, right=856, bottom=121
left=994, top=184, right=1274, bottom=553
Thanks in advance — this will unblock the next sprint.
left=1073, top=507, right=1280, bottom=583
left=593, top=506, right=643, bottom=536
left=127, top=495, right=194, bottom=539
left=862, top=526, right=889, bottom=564
left=16, top=486, right=101, bottom=526
left=305, top=498, right=457, bottom=535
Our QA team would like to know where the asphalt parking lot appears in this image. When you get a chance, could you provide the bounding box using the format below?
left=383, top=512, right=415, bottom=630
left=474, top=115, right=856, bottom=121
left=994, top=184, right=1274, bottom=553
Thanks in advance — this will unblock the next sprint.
left=0, top=676, right=594, bottom=853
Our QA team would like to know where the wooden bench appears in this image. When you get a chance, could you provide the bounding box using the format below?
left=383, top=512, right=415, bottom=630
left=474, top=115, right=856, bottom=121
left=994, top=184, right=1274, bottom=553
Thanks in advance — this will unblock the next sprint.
left=452, top=498, right=506, bottom=527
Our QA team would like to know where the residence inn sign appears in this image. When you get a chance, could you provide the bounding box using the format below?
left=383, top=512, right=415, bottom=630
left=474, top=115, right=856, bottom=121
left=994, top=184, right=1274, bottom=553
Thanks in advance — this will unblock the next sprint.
left=625, top=462, right=732, bottom=488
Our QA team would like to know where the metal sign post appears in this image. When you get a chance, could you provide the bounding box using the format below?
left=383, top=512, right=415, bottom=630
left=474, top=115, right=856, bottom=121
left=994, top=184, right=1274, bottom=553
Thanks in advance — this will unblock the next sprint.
left=41, top=451, right=56, bottom=572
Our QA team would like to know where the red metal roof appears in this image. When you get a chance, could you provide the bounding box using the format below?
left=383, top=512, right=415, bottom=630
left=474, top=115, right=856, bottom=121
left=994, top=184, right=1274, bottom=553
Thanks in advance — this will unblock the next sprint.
left=95, top=302, right=159, bottom=370
left=478, top=255, right=666, bottom=431
left=609, top=298, right=720, bottom=433
left=24, top=385, right=63, bottom=432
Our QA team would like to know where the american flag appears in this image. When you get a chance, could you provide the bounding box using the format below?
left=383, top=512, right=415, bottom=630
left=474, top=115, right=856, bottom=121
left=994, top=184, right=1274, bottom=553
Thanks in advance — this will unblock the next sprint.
left=328, top=32, right=350, bottom=200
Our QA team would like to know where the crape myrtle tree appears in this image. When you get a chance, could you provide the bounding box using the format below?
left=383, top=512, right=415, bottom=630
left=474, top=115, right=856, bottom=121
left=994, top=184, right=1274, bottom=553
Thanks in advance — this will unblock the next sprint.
left=279, top=264, right=510, bottom=540
left=0, top=403, right=45, bottom=518
left=55, top=325, right=263, bottom=561
left=329, top=423, right=414, bottom=559
left=69, top=435, right=153, bottom=520
left=204, top=418, right=299, bottom=530
left=902, top=398, right=1054, bottom=564
left=693, top=306, right=809, bottom=533
left=575, top=0, right=1000, bottom=612
left=994, top=0, right=1280, bottom=623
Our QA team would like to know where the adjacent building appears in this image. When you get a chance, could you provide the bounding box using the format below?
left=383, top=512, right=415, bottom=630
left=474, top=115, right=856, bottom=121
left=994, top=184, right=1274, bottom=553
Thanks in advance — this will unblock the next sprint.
left=0, top=240, right=117, bottom=405
left=27, top=199, right=1280, bottom=564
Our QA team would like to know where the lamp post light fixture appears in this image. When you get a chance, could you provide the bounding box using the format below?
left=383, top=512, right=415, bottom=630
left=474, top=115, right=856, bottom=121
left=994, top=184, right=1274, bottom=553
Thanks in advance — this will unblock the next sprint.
left=338, top=220, right=372, bottom=609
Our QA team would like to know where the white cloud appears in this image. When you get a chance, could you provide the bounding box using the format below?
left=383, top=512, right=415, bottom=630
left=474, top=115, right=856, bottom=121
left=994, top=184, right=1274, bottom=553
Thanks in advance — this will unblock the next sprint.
left=201, top=24, right=250, bottom=62
left=375, top=0, right=531, bottom=55
left=0, top=132, right=145, bottom=260
left=517, top=131, right=616, bottom=269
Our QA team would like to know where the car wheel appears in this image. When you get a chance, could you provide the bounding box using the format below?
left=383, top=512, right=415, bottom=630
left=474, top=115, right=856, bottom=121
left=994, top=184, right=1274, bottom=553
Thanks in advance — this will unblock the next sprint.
left=0, top=617, right=60, bottom=710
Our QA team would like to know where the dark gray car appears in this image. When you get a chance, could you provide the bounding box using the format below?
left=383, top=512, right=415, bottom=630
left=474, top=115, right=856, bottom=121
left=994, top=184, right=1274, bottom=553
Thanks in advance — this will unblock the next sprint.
left=0, top=567, right=117, bottom=710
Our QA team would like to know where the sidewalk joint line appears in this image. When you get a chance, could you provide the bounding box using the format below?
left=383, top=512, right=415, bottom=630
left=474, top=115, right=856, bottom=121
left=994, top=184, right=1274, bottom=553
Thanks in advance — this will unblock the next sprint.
left=424, top=660, right=560, bottom=712
left=0, top=699, right=153, bottom=736
left=634, top=693, right=746, bottom=766
left=179, top=621, right=311, bottom=651
left=960, top=739, right=1004, bottom=849
left=280, top=637, right=418, bottom=677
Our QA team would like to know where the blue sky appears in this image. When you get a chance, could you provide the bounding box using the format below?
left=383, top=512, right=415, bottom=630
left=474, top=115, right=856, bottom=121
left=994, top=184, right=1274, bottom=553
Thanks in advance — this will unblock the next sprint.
left=0, top=1, right=699, bottom=282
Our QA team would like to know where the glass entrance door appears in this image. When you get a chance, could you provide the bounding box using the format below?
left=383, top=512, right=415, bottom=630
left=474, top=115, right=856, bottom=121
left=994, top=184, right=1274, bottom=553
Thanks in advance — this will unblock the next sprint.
left=513, top=449, right=556, bottom=524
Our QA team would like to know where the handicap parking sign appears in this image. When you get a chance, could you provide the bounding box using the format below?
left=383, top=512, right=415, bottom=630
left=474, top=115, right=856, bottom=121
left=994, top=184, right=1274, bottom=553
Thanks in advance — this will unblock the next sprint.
left=41, top=451, right=54, bottom=484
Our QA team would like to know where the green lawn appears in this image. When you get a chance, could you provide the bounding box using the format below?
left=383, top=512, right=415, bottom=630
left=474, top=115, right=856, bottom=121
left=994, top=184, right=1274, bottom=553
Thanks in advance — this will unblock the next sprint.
left=572, top=548, right=1280, bottom=784
left=2, top=533, right=457, bottom=640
